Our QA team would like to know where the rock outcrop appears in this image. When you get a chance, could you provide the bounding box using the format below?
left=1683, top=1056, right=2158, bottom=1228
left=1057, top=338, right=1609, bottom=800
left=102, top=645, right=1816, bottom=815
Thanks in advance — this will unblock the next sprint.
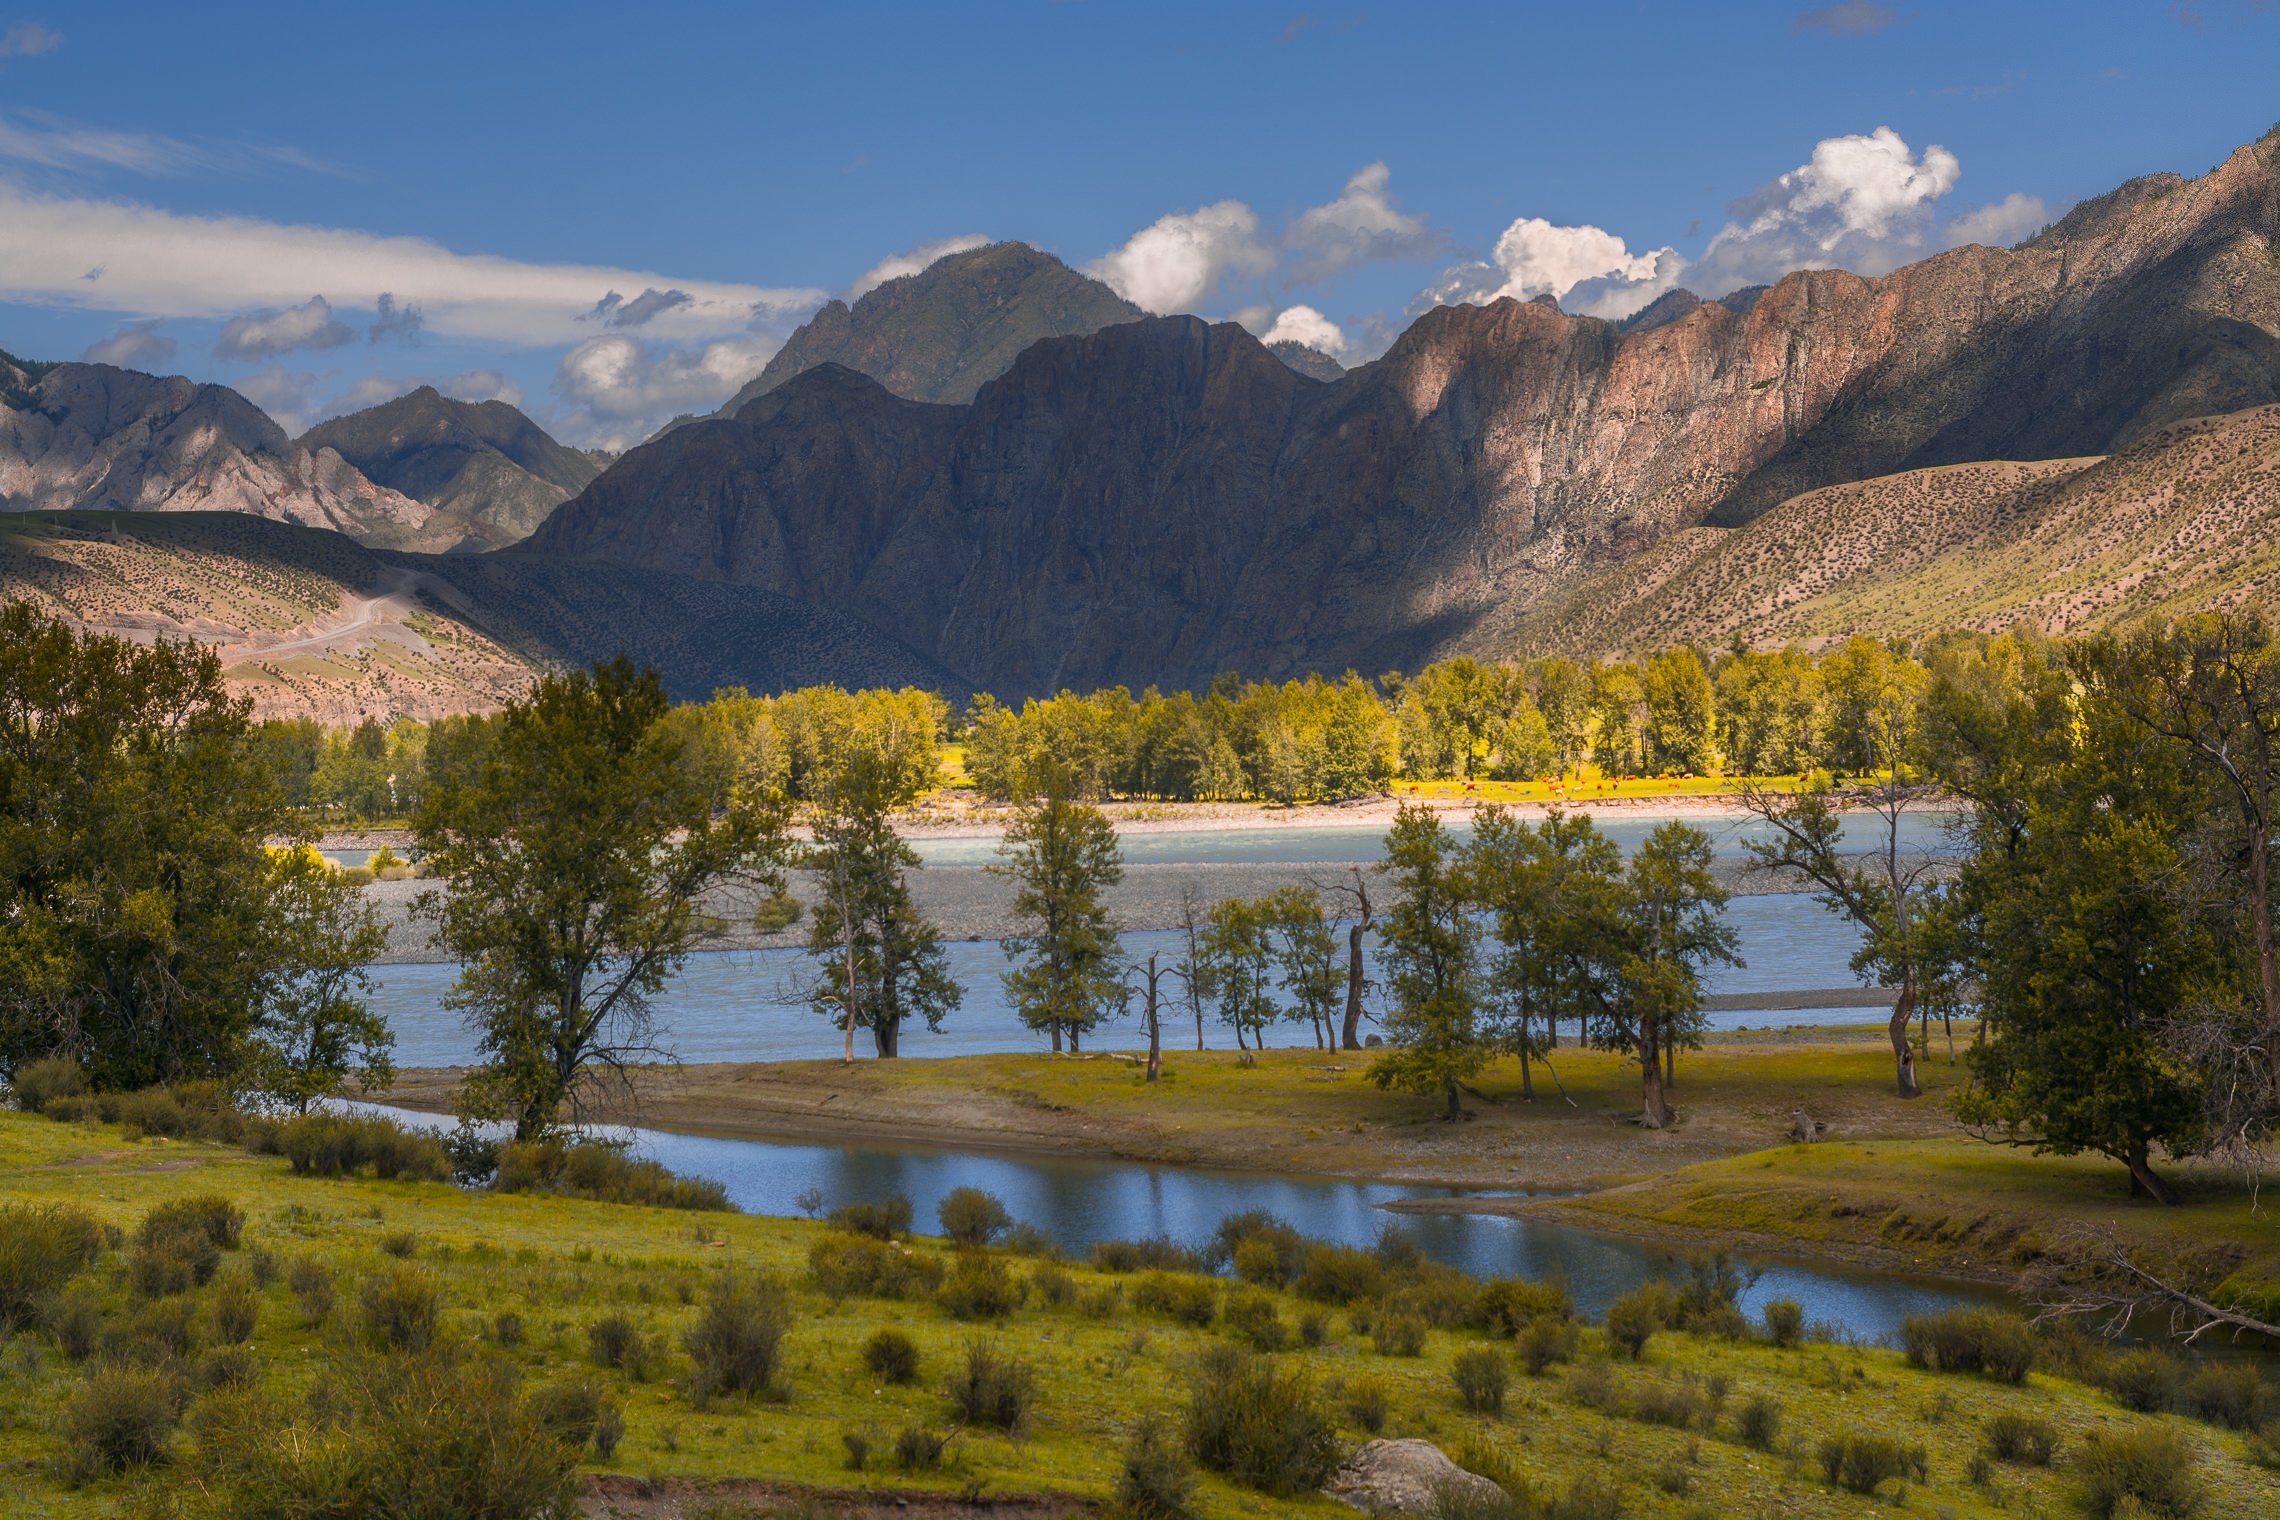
left=1326, top=1439, right=1504, bottom=1515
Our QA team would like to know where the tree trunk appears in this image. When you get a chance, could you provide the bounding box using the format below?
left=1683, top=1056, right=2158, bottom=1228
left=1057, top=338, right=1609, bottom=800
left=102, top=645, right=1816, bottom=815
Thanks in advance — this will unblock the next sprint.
left=1663, top=1034, right=1675, bottom=1089
left=1889, top=975, right=1922, bottom=1098
left=1049, top=1022, right=1062, bottom=1054
left=1639, top=1016, right=1672, bottom=1128
left=2251, top=824, right=2280, bottom=1095
left=2126, top=1143, right=2179, bottom=1205
left=1443, top=1078, right=1462, bottom=1122
left=1145, top=956, right=1162, bottom=1083
left=1341, top=870, right=1371, bottom=1050
left=1517, top=1021, right=1534, bottom=1102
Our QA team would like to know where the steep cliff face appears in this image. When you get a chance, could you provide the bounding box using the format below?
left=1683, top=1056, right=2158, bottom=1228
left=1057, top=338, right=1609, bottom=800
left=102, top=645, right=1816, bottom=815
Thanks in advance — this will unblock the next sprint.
left=527, top=129, right=2280, bottom=692
left=719, top=241, right=1145, bottom=410
left=0, top=363, right=437, bottom=547
left=299, top=386, right=601, bottom=550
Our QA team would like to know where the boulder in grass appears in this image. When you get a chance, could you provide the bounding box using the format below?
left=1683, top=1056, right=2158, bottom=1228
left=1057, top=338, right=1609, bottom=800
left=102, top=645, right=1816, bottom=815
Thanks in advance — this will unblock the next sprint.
left=1326, top=1438, right=1504, bottom=1514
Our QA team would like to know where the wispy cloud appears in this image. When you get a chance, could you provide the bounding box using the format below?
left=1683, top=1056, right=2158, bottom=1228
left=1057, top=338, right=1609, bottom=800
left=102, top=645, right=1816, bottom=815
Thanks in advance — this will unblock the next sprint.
left=82, top=319, right=174, bottom=369
left=1792, top=2, right=1901, bottom=35
left=849, top=235, right=992, bottom=299
left=0, top=20, right=60, bottom=57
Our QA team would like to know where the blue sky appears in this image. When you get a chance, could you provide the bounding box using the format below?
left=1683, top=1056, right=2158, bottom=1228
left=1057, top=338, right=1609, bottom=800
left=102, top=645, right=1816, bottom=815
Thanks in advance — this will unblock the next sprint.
left=0, top=0, right=2273, bottom=446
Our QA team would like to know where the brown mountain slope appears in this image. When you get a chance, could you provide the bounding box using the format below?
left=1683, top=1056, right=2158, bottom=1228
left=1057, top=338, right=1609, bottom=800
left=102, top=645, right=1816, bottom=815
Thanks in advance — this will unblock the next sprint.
left=1508, top=403, right=2280, bottom=655
left=718, top=241, right=1144, bottom=410
left=299, top=387, right=601, bottom=551
left=0, top=363, right=444, bottom=549
left=0, top=511, right=957, bottom=723
left=527, top=128, right=2280, bottom=694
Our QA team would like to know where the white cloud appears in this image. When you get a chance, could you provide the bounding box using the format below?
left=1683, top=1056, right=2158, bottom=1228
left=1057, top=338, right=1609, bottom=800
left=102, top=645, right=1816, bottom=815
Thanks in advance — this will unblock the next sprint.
left=232, top=365, right=320, bottom=435
left=551, top=332, right=780, bottom=449
left=1423, top=218, right=1684, bottom=319
left=0, top=112, right=206, bottom=175
left=0, top=182, right=825, bottom=347
left=1086, top=200, right=1276, bottom=314
left=1943, top=192, right=2051, bottom=249
left=1260, top=305, right=1350, bottom=358
left=0, top=20, right=60, bottom=56
left=82, top=319, right=175, bottom=369
left=1284, top=162, right=1440, bottom=283
left=850, top=235, right=992, bottom=299
left=1688, top=126, right=1961, bottom=293
left=214, top=294, right=354, bottom=361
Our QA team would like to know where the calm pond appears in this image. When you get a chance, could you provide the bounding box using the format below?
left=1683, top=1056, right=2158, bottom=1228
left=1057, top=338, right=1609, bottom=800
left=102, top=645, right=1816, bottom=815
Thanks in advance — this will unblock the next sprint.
left=364, top=1102, right=1998, bottom=1345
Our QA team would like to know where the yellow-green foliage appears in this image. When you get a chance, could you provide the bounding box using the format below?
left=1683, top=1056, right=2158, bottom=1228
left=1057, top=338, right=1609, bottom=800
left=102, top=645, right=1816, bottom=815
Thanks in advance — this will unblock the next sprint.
left=1, top=1109, right=2276, bottom=1519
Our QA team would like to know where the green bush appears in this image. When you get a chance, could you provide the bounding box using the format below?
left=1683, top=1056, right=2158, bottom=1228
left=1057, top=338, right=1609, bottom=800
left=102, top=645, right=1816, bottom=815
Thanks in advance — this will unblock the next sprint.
left=937, top=1251, right=1027, bottom=1320
left=287, top=1258, right=335, bottom=1324
left=894, top=1424, right=949, bottom=1472
left=1517, top=1315, right=1577, bottom=1375
left=1547, top=1474, right=1622, bottom=1520
left=807, top=1232, right=945, bottom=1301
left=862, top=1328, right=921, bottom=1384
left=1603, top=1284, right=1664, bottom=1359
left=1452, top=1346, right=1509, bottom=1414
left=1475, top=1276, right=1571, bottom=1337
left=129, top=1227, right=220, bottom=1297
left=104, top=1296, right=198, bottom=1363
left=1133, top=1271, right=1217, bottom=1326
left=141, top=1196, right=245, bottom=1251
left=1631, top=1376, right=1707, bottom=1429
left=1898, top=1307, right=2036, bottom=1383
left=2243, top=1417, right=2280, bottom=1469
left=1221, top=1288, right=1290, bottom=1351
left=2074, top=1426, right=2203, bottom=1519
left=1115, top=1412, right=1197, bottom=1520
left=0, top=1202, right=104, bottom=1328
left=937, top=1186, right=1013, bottom=1247
left=359, top=1264, right=440, bottom=1353
left=1344, top=1370, right=1389, bottom=1433
left=827, top=1194, right=914, bottom=1240
left=587, top=1313, right=658, bottom=1378
left=526, top=1374, right=619, bottom=1453
left=1562, top=1358, right=1622, bottom=1413
left=10, top=1054, right=86, bottom=1112
left=1735, top=1393, right=1782, bottom=1450
left=55, top=1364, right=182, bottom=1480
left=1095, top=1236, right=1204, bottom=1274
left=1183, top=1345, right=1340, bottom=1498
left=274, top=1112, right=450, bottom=1181
left=1817, top=1430, right=1928, bottom=1495
left=493, top=1136, right=728, bottom=1210
left=1984, top=1411, right=2056, bottom=1465
left=2101, top=1348, right=2183, bottom=1413
left=2180, top=1361, right=2271, bottom=1429
left=1372, top=1312, right=1427, bottom=1357
left=1761, top=1297, right=1804, bottom=1347
left=1030, top=1262, right=1077, bottom=1307
left=945, top=1337, right=1034, bottom=1432
left=1293, top=1243, right=1384, bottom=1304
left=43, top=1290, right=102, bottom=1360
left=683, top=1272, right=794, bottom=1402
left=210, top=1273, right=259, bottom=1345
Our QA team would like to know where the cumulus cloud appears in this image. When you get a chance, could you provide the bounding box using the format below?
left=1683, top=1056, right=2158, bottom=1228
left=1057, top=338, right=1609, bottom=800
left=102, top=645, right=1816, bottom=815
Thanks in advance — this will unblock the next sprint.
left=232, top=365, right=320, bottom=435
left=1284, top=162, right=1441, bottom=283
left=1686, top=125, right=1960, bottom=292
left=586, top=286, right=694, bottom=327
left=1087, top=200, right=1276, bottom=314
left=1791, top=2, right=1900, bottom=34
left=0, top=182, right=825, bottom=347
left=214, top=294, right=354, bottom=361
left=0, top=20, right=60, bottom=56
left=367, top=291, right=422, bottom=344
left=850, top=235, right=993, bottom=299
left=551, top=332, right=779, bottom=449
left=1423, top=218, right=1684, bottom=318
left=81, top=319, right=176, bottom=369
left=1943, top=192, right=2051, bottom=249
left=1260, top=305, right=1351, bottom=358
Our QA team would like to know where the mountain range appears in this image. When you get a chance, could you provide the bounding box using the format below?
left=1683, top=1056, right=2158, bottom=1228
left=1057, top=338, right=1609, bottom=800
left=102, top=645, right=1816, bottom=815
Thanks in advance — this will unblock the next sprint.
left=5, top=124, right=2280, bottom=714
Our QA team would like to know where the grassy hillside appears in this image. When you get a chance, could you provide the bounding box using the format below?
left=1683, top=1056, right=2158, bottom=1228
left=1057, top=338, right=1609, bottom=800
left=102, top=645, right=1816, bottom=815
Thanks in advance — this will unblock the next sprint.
left=3, top=1106, right=2275, bottom=1519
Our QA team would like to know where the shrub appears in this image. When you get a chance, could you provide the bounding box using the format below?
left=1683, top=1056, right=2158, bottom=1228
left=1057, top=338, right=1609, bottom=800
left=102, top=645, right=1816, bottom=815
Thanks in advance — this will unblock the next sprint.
left=828, top=1194, right=914, bottom=1240
left=1133, top=1271, right=1217, bottom=1326
left=1761, top=1297, right=1804, bottom=1348
left=2074, top=1426, right=2202, bottom=1520
left=106, top=1296, right=198, bottom=1363
left=1030, top=1261, right=1077, bottom=1307
left=10, top=1055, right=86, bottom=1112
left=1735, top=1393, right=1782, bottom=1450
left=275, top=1113, right=451, bottom=1182
left=894, top=1425, right=949, bottom=1472
left=1372, top=1312, right=1427, bottom=1357
left=2101, top=1348, right=2184, bottom=1413
left=288, top=1258, right=335, bottom=1324
left=1898, top=1307, right=2036, bottom=1383
left=1115, top=1412, right=1197, bottom=1520
left=491, top=1312, right=526, bottom=1348
left=1517, top=1315, right=1577, bottom=1375
left=142, top=1196, right=245, bottom=1251
left=1294, top=1243, right=1385, bottom=1304
left=1631, top=1376, right=1706, bottom=1429
left=683, top=1272, right=793, bottom=1401
left=938, top=1251, right=1027, bottom=1320
left=359, top=1265, right=440, bottom=1353
left=197, top=1345, right=258, bottom=1392
left=210, top=1274, right=259, bottom=1345
left=1095, top=1236, right=1203, bottom=1274
left=807, top=1232, right=944, bottom=1301
left=1603, top=1284, right=1664, bottom=1359
left=1562, top=1358, right=1622, bottom=1413
left=526, top=1375, right=618, bottom=1453
left=0, top=1202, right=104, bottom=1329
left=493, top=1136, right=729, bottom=1210
left=841, top=1429, right=871, bottom=1472
left=1221, top=1288, right=1290, bottom=1351
left=587, top=1313, right=658, bottom=1378
left=1182, top=1345, right=1340, bottom=1498
left=2243, top=1417, right=2280, bottom=1469
left=1816, top=1431, right=1928, bottom=1495
left=1345, top=1371, right=1390, bottom=1434
left=1475, top=1276, right=1571, bottom=1337
left=863, top=1328, right=921, bottom=1384
left=378, top=1229, right=419, bottom=1259
left=1984, top=1412, right=2056, bottom=1466
left=1452, top=1347, right=1509, bottom=1414
left=937, top=1186, right=1013, bottom=1247
left=945, top=1337, right=1034, bottom=1432
left=129, top=1228, right=220, bottom=1297
left=2180, top=1361, right=2271, bottom=1429
left=55, top=1364, right=181, bottom=1480
left=43, top=1290, right=102, bottom=1360
left=1548, top=1475, right=1622, bottom=1520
